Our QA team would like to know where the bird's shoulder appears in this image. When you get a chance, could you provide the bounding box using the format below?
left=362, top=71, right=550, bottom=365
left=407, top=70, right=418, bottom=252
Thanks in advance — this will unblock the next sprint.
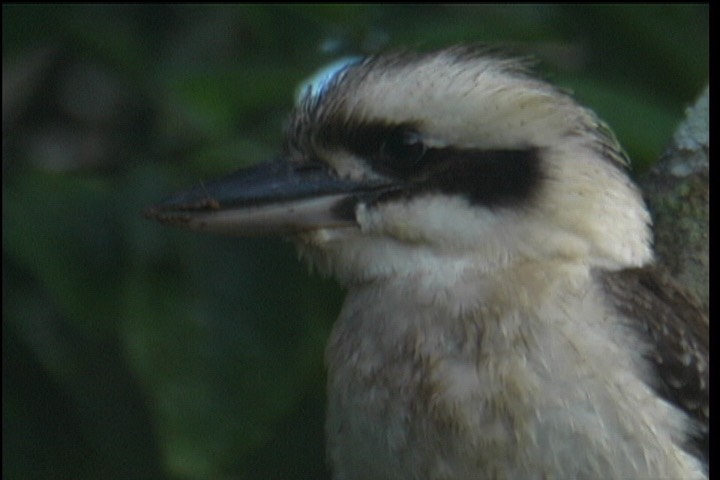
left=598, top=266, right=708, bottom=460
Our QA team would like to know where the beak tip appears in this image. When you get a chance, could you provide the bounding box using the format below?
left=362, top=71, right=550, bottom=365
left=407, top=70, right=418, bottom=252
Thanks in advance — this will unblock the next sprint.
left=143, top=206, right=163, bottom=221
left=145, top=206, right=213, bottom=233
left=143, top=206, right=183, bottom=225
left=143, top=194, right=223, bottom=221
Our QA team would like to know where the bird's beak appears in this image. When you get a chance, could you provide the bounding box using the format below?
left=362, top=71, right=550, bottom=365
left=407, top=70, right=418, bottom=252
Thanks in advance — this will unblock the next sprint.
left=144, top=158, right=395, bottom=236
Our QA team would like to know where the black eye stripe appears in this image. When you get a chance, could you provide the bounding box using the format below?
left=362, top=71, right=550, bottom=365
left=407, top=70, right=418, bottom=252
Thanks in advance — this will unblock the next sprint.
left=417, top=147, right=542, bottom=206
left=317, top=119, right=542, bottom=206
left=365, top=147, right=542, bottom=207
left=318, top=121, right=422, bottom=174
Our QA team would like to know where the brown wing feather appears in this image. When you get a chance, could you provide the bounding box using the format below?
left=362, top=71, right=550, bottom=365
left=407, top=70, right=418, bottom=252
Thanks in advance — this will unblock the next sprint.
left=599, top=267, right=709, bottom=463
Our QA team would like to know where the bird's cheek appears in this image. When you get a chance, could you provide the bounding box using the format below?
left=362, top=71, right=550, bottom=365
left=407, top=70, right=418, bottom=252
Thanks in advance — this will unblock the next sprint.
left=355, top=202, right=425, bottom=243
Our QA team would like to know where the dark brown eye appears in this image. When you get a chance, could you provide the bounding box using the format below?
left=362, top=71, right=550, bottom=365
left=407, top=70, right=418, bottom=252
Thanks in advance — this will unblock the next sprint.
left=378, top=128, right=426, bottom=177
left=318, top=120, right=426, bottom=178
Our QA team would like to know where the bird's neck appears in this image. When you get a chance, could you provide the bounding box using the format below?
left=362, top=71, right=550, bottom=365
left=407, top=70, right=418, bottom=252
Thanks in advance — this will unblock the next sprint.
left=326, top=258, right=702, bottom=479
left=346, top=256, right=595, bottom=322
left=328, top=258, right=604, bottom=381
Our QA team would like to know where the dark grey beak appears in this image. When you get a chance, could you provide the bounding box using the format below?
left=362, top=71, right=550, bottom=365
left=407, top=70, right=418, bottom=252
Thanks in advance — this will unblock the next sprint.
left=144, top=158, right=395, bottom=236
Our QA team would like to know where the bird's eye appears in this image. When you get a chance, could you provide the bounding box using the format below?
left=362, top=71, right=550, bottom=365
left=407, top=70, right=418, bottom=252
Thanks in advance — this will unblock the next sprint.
left=380, top=129, right=426, bottom=177
left=329, top=121, right=427, bottom=179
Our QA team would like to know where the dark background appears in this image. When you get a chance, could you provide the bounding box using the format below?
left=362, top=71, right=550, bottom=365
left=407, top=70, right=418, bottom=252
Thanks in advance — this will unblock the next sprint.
left=3, top=5, right=708, bottom=479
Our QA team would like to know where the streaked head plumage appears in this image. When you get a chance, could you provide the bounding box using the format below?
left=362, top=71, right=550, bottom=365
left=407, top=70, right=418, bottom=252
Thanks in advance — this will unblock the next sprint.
left=284, top=46, right=652, bottom=281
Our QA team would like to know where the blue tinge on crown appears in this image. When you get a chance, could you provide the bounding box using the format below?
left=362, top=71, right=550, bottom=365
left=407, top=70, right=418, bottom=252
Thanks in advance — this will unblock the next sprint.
left=295, top=56, right=363, bottom=106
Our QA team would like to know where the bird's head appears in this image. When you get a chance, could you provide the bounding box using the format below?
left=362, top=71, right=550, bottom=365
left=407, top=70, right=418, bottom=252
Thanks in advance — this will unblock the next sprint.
left=146, top=46, right=652, bottom=284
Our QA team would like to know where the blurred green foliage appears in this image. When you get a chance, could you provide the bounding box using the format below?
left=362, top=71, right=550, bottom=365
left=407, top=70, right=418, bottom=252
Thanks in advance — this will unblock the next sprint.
left=2, top=5, right=708, bottom=480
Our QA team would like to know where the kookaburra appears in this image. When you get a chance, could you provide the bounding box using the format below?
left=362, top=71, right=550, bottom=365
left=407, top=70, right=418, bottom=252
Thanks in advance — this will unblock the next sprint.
left=146, top=45, right=708, bottom=479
